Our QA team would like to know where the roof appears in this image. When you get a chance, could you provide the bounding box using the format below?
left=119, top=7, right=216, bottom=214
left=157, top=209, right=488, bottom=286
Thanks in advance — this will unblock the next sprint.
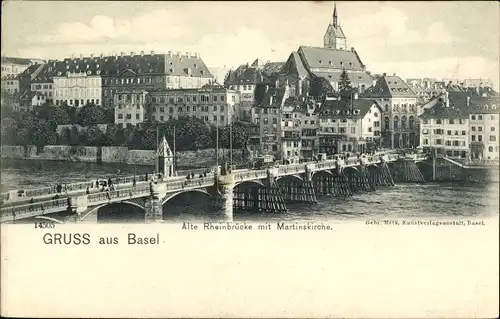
left=258, top=87, right=288, bottom=108
left=314, top=70, right=373, bottom=84
left=297, top=46, right=365, bottom=72
left=157, top=135, right=173, bottom=157
left=280, top=52, right=309, bottom=78
left=1, top=57, right=44, bottom=65
left=315, top=98, right=381, bottom=118
left=20, top=91, right=45, bottom=100
left=325, top=24, right=346, bottom=39
left=251, top=58, right=265, bottom=67
left=17, top=53, right=213, bottom=80
left=1, top=74, right=20, bottom=80
left=225, top=64, right=271, bottom=85
left=361, top=75, right=417, bottom=98
left=420, top=95, right=499, bottom=119
left=262, top=62, right=284, bottom=76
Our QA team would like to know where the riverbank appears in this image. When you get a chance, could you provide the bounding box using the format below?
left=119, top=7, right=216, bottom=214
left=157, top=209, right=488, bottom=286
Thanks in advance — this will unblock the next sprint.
left=1, top=145, right=248, bottom=167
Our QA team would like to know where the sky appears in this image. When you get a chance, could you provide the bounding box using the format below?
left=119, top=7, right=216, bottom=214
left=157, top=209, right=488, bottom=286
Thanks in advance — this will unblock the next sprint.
left=2, top=1, right=499, bottom=89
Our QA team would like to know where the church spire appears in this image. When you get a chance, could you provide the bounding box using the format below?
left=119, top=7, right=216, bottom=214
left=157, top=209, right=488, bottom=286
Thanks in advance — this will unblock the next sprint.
left=333, top=2, right=338, bottom=27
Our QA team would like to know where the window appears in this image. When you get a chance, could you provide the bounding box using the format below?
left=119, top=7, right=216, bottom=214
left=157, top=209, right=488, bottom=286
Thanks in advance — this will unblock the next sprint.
left=436, top=119, right=442, bottom=124
left=454, top=131, right=458, bottom=136
left=478, top=115, right=483, bottom=120
left=478, top=126, right=483, bottom=132
left=221, top=115, right=224, bottom=122
left=435, top=139, right=442, bottom=145
left=449, top=119, right=454, bottom=124
left=126, top=114, right=132, bottom=119
left=351, top=127, right=356, bottom=133
left=471, top=115, right=476, bottom=120
left=490, top=135, right=496, bottom=142
left=423, top=119, right=429, bottom=124
left=160, top=116, right=164, bottom=121
left=213, top=115, right=217, bottom=121
left=160, top=107, right=165, bottom=112
left=447, top=130, right=452, bottom=135
left=491, top=115, right=496, bottom=120
left=117, top=114, right=123, bottom=119
left=471, top=126, right=476, bottom=131
left=136, top=114, right=140, bottom=119
left=478, top=135, right=483, bottom=142
left=446, top=141, right=452, bottom=146
left=489, top=146, right=494, bottom=152
left=169, top=107, right=173, bottom=113
left=213, top=96, right=217, bottom=102
left=453, top=141, right=459, bottom=146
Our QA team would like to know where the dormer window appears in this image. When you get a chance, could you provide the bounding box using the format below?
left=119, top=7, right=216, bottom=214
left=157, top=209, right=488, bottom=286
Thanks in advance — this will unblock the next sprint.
left=329, top=61, right=332, bottom=65
left=340, top=62, right=343, bottom=66
left=319, top=60, right=322, bottom=64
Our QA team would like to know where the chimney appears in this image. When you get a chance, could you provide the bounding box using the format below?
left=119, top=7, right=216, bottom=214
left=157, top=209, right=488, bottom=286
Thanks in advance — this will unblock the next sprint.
left=167, top=51, right=172, bottom=56
left=131, top=51, right=135, bottom=56
left=80, top=54, right=83, bottom=59
left=351, top=47, right=355, bottom=52
left=90, top=53, right=94, bottom=58
left=71, top=54, right=74, bottom=59
left=372, top=79, right=377, bottom=87
left=151, top=50, right=155, bottom=55
left=445, top=91, right=449, bottom=107
left=100, top=53, right=104, bottom=58
left=120, top=52, right=125, bottom=57
left=186, top=52, right=190, bottom=57
left=393, top=73, right=396, bottom=76
left=467, top=96, right=470, bottom=107
left=382, top=73, right=386, bottom=77
left=140, top=51, right=144, bottom=56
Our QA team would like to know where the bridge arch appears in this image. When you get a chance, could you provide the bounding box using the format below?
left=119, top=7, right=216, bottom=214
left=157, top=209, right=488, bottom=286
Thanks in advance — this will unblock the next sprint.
left=34, top=216, right=65, bottom=224
left=234, top=180, right=266, bottom=188
left=162, top=189, right=213, bottom=205
left=311, top=169, right=335, bottom=179
left=276, top=174, right=304, bottom=183
left=80, top=201, right=146, bottom=222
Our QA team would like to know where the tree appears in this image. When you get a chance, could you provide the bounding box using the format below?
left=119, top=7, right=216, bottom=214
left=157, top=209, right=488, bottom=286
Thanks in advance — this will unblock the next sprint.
left=141, top=126, right=158, bottom=150
left=82, top=125, right=106, bottom=146
left=77, top=103, right=105, bottom=126
left=309, top=76, right=333, bottom=98
left=338, top=69, right=357, bottom=101
left=58, top=127, right=71, bottom=145
left=15, top=128, right=31, bottom=146
left=32, top=120, right=57, bottom=149
left=1, top=117, right=18, bottom=145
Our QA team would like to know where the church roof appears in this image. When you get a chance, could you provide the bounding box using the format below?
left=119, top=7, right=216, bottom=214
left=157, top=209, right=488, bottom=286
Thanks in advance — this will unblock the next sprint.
left=297, top=46, right=365, bottom=72
left=157, top=135, right=173, bottom=157
left=280, top=52, right=309, bottom=78
left=314, top=70, right=373, bottom=84
left=224, top=64, right=272, bottom=85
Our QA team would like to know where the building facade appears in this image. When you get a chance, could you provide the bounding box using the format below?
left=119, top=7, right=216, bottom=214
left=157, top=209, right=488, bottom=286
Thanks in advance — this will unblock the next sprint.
left=114, top=90, right=148, bottom=128
left=316, top=96, right=382, bottom=154
left=1, top=75, right=20, bottom=94
left=114, top=83, right=240, bottom=128
left=361, top=74, right=420, bottom=149
left=102, top=51, right=214, bottom=109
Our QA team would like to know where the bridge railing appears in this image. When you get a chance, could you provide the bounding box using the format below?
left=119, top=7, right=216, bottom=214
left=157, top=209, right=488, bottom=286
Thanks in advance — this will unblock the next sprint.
left=1, top=197, right=69, bottom=219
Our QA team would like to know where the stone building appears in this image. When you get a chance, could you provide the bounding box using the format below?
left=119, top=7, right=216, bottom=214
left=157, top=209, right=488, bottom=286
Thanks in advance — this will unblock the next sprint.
left=315, top=95, right=382, bottom=154
left=102, top=51, right=214, bottom=109
left=224, top=58, right=284, bottom=121
left=361, top=74, right=420, bottom=149
left=114, top=83, right=240, bottom=128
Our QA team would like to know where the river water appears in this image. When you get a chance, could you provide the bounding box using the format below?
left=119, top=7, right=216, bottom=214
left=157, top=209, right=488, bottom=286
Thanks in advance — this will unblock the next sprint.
left=1, top=159, right=498, bottom=221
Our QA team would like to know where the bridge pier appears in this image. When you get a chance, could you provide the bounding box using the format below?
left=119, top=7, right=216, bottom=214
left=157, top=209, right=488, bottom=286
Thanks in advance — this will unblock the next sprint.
left=144, top=182, right=167, bottom=223
left=263, top=168, right=287, bottom=213
left=69, top=195, right=88, bottom=223
left=216, top=173, right=235, bottom=221
left=391, top=159, right=425, bottom=183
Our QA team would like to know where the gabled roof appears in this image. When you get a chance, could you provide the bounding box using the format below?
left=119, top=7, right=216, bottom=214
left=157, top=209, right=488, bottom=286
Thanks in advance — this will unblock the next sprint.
left=251, top=58, right=265, bottom=67
left=361, top=75, right=417, bottom=98
left=262, top=62, right=284, bottom=76
left=315, top=98, right=380, bottom=118
left=280, top=52, right=308, bottom=77
left=258, top=87, right=288, bottom=108
left=225, top=64, right=272, bottom=85
left=468, top=97, right=500, bottom=114
left=298, top=46, right=365, bottom=72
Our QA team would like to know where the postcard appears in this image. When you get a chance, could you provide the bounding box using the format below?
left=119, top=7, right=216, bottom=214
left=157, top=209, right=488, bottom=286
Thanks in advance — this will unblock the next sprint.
left=1, top=1, right=499, bottom=317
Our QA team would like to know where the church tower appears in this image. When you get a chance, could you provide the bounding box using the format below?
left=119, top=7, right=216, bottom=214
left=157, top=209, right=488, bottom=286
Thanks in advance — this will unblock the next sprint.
left=157, top=134, right=174, bottom=177
left=323, top=2, right=347, bottom=50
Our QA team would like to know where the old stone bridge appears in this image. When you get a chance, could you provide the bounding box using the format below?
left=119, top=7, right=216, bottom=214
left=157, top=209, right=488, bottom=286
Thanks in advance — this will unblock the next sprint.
left=0, top=152, right=427, bottom=224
